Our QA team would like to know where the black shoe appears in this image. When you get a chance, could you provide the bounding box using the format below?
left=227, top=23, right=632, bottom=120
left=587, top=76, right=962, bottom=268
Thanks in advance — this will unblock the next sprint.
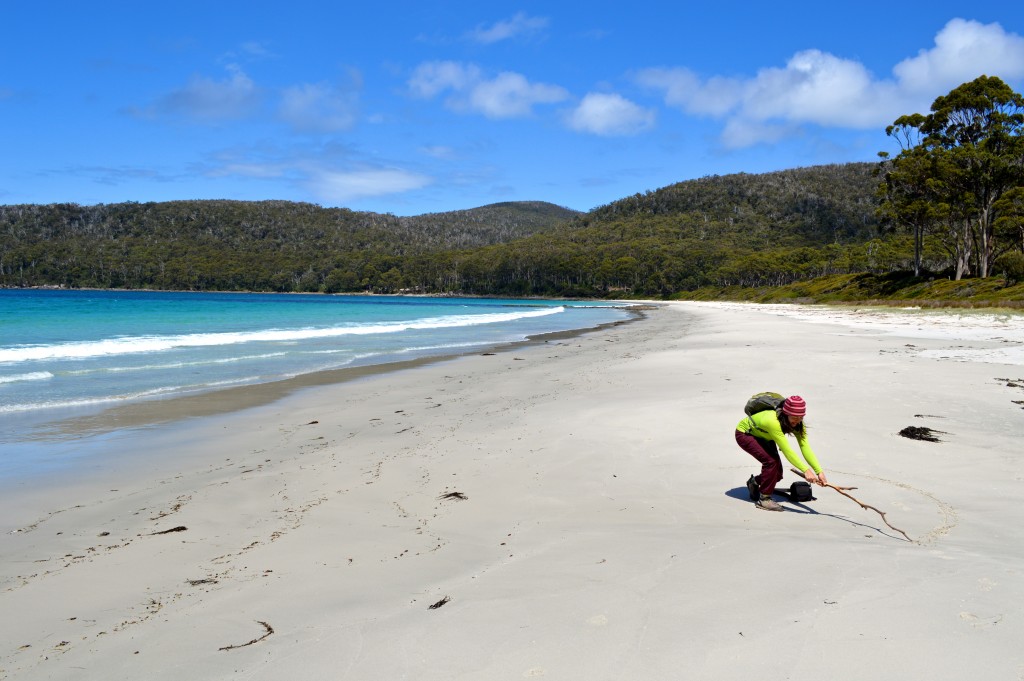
left=746, top=475, right=759, bottom=501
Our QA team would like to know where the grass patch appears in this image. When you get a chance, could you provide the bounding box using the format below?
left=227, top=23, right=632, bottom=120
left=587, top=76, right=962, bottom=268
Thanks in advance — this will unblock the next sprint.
left=674, top=273, right=1024, bottom=309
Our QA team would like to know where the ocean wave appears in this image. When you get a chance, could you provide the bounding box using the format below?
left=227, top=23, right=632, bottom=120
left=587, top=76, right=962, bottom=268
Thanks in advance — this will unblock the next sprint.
left=0, top=307, right=564, bottom=364
left=395, top=340, right=496, bottom=354
left=63, top=353, right=291, bottom=375
left=0, top=371, right=54, bottom=384
left=568, top=303, right=640, bottom=309
left=0, top=376, right=266, bottom=413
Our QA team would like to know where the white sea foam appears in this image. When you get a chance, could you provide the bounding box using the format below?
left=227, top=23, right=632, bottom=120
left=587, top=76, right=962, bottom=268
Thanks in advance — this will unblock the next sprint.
left=0, top=308, right=564, bottom=364
left=63, top=353, right=291, bottom=375
left=395, top=340, right=496, bottom=354
left=0, top=371, right=54, bottom=384
left=0, top=375, right=266, bottom=413
left=0, top=386, right=183, bottom=413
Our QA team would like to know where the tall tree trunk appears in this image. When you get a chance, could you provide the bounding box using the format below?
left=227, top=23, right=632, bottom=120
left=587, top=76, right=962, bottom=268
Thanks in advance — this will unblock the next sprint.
left=977, top=202, right=998, bottom=278
left=913, top=223, right=924, bottom=276
left=954, top=219, right=972, bottom=280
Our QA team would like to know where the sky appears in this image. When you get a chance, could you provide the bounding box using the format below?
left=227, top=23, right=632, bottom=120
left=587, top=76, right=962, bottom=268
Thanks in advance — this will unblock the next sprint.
left=2, top=2, right=1023, bottom=217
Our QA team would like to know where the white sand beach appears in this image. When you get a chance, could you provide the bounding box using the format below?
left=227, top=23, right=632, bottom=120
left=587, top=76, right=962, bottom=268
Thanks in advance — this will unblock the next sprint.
left=1, top=301, right=1022, bottom=680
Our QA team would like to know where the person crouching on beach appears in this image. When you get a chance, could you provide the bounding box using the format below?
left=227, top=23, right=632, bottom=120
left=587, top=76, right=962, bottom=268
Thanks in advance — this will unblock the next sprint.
left=735, top=395, right=828, bottom=512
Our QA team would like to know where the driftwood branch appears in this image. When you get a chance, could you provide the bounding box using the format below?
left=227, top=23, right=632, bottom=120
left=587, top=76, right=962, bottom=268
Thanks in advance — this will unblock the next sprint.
left=790, top=469, right=912, bottom=542
left=219, top=620, right=274, bottom=651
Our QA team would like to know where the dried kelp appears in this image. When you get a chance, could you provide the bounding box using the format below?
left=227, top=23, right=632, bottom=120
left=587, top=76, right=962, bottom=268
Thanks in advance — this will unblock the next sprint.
left=219, top=621, right=274, bottom=651
left=148, top=526, right=188, bottom=535
left=899, top=426, right=945, bottom=442
left=428, top=596, right=451, bottom=610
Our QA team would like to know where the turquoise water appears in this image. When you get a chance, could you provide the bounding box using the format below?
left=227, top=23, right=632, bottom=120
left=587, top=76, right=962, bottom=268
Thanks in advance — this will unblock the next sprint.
left=0, top=290, right=631, bottom=450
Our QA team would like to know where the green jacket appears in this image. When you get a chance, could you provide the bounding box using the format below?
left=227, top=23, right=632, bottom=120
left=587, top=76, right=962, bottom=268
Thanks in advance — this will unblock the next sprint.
left=736, top=410, right=822, bottom=474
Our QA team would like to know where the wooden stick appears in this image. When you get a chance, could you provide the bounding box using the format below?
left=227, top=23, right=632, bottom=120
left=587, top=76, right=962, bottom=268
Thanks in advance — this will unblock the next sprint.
left=790, top=469, right=912, bottom=542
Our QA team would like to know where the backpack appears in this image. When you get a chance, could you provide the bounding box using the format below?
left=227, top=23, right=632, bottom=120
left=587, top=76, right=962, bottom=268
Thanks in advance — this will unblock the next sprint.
left=744, top=391, right=784, bottom=417
left=789, top=480, right=815, bottom=502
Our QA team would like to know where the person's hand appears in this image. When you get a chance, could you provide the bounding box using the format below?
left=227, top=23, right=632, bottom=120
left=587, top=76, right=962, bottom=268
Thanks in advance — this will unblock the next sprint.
left=803, top=469, right=820, bottom=485
left=816, top=471, right=828, bottom=487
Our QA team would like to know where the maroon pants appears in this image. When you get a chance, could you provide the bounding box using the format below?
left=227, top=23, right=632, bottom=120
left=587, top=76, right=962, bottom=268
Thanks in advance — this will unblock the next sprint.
left=735, top=430, right=782, bottom=495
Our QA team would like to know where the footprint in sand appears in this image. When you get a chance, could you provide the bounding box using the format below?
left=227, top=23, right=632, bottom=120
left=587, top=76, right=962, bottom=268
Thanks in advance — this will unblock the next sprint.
left=959, top=611, right=1003, bottom=628
left=978, top=577, right=997, bottom=592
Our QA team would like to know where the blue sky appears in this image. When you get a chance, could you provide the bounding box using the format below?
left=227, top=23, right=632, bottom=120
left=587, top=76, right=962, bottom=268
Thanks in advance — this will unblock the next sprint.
left=2, top=2, right=1023, bottom=216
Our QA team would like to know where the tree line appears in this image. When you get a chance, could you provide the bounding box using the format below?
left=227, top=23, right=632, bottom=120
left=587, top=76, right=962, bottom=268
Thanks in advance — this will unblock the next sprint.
left=0, top=165, right=905, bottom=296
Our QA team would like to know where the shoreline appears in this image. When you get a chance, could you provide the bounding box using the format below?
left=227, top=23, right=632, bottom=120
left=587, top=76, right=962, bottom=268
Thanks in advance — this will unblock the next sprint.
left=5, top=306, right=650, bottom=448
left=2, top=301, right=1022, bottom=680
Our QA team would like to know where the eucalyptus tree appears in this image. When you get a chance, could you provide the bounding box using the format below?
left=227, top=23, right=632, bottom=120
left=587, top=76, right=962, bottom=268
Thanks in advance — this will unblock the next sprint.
left=994, top=186, right=1024, bottom=253
left=927, top=76, right=1024, bottom=276
left=877, top=142, right=942, bottom=276
left=879, top=76, right=1024, bottom=279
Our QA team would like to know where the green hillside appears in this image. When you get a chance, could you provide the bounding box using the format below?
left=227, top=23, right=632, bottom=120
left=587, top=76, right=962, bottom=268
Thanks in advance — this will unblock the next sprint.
left=446, top=163, right=911, bottom=296
left=0, top=162, right=1018, bottom=303
left=584, top=162, right=880, bottom=247
left=0, top=199, right=576, bottom=291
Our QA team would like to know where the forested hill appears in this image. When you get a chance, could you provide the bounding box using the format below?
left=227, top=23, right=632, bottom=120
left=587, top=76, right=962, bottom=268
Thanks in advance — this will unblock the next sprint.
left=398, top=200, right=581, bottom=249
left=0, top=199, right=577, bottom=255
left=0, top=200, right=577, bottom=290
left=573, top=162, right=880, bottom=247
left=1, top=164, right=894, bottom=295
left=433, top=162, right=890, bottom=296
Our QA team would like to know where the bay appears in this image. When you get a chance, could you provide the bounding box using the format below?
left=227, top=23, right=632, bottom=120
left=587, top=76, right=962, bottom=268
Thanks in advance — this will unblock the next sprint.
left=0, top=289, right=632, bottom=454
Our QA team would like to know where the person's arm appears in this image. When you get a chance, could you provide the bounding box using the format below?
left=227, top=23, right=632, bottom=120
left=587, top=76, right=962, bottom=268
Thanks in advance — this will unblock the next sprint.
left=754, top=412, right=827, bottom=485
left=759, top=416, right=809, bottom=471
left=796, top=434, right=822, bottom=474
left=796, top=433, right=826, bottom=485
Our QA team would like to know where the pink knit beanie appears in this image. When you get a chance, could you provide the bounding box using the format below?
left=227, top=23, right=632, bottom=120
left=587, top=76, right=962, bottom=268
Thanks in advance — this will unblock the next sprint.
left=782, top=395, right=806, bottom=417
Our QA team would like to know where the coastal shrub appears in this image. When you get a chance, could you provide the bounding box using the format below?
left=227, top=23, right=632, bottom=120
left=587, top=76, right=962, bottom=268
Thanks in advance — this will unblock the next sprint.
left=996, top=252, right=1024, bottom=286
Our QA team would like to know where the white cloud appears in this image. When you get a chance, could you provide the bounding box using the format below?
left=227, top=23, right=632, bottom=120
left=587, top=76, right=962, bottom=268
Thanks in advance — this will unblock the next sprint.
left=466, top=12, right=548, bottom=44
left=196, top=143, right=430, bottom=204
left=468, top=72, right=568, bottom=119
left=893, top=18, right=1024, bottom=92
left=219, top=41, right=278, bottom=63
left=208, top=162, right=285, bottom=179
left=279, top=82, right=358, bottom=133
left=419, top=145, right=457, bottom=160
left=408, top=61, right=481, bottom=98
left=151, top=64, right=261, bottom=121
left=308, top=168, right=432, bottom=202
left=640, top=52, right=903, bottom=131
left=566, top=93, right=655, bottom=136
left=719, top=118, right=798, bottom=150
left=239, top=41, right=277, bottom=59
left=408, top=61, right=568, bottom=118
left=744, top=49, right=901, bottom=128
left=637, top=18, right=1024, bottom=149
left=634, top=68, right=741, bottom=116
